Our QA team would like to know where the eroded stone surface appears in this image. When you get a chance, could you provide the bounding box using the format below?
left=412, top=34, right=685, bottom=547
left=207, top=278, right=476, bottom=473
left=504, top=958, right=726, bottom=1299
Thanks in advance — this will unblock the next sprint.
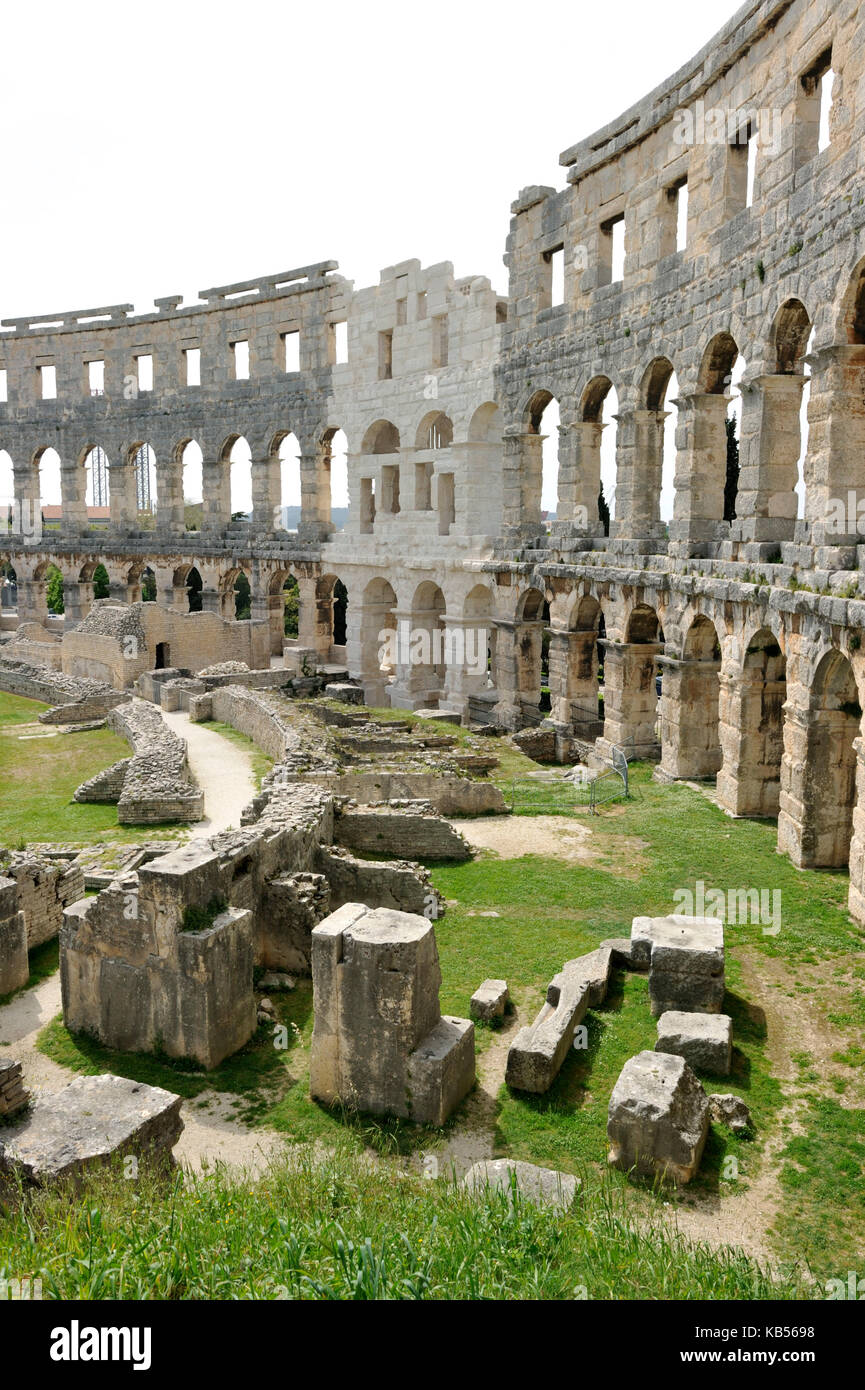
left=607, top=1050, right=709, bottom=1184
left=656, top=1010, right=733, bottom=1075
left=462, top=1158, right=578, bottom=1210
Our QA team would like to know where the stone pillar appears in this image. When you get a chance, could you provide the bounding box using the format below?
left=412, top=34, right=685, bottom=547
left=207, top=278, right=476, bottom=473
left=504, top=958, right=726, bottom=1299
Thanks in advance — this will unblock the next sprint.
left=60, top=455, right=89, bottom=538
left=611, top=408, right=668, bottom=543
left=109, top=453, right=138, bottom=539
left=155, top=456, right=185, bottom=538
left=599, top=641, right=663, bottom=760
left=501, top=427, right=543, bottom=536
left=802, top=344, right=865, bottom=547
left=201, top=458, right=230, bottom=538
left=251, top=454, right=280, bottom=533
left=847, top=740, right=865, bottom=926
left=554, top=420, right=604, bottom=533
left=732, top=373, right=804, bottom=545
left=299, top=444, right=333, bottom=540
left=200, top=586, right=221, bottom=614
left=668, top=393, right=729, bottom=553
left=63, top=581, right=89, bottom=631
left=716, top=663, right=785, bottom=816
left=491, top=621, right=523, bottom=728
left=16, top=576, right=46, bottom=624
left=11, top=463, right=41, bottom=545
left=778, top=702, right=858, bottom=869
left=549, top=629, right=601, bottom=735
left=358, top=593, right=397, bottom=707
left=657, top=657, right=722, bottom=782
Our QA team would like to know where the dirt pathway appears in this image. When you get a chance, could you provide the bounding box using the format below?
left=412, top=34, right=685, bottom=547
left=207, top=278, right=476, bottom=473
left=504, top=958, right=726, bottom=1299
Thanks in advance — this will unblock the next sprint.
left=160, top=705, right=257, bottom=837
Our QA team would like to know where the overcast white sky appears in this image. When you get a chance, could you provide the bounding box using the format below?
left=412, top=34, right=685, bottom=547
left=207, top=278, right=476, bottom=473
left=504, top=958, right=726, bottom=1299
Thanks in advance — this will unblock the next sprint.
left=2, top=0, right=723, bottom=316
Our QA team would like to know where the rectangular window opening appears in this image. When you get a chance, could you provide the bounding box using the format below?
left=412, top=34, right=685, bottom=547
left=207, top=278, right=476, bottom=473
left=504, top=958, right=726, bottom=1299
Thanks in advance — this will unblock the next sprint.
left=378, top=330, right=393, bottom=380
left=334, top=322, right=348, bottom=365
left=136, top=354, right=153, bottom=392
left=232, top=340, right=249, bottom=380
left=675, top=180, right=688, bottom=252
left=283, top=331, right=300, bottom=373
left=40, top=364, right=57, bottom=400
left=184, top=347, right=201, bottom=386
left=818, top=67, right=834, bottom=151
left=548, top=246, right=565, bottom=306
left=1, top=368, right=9, bottom=403
left=610, top=217, right=625, bottom=283
left=88, top=360, right=104, bottom=396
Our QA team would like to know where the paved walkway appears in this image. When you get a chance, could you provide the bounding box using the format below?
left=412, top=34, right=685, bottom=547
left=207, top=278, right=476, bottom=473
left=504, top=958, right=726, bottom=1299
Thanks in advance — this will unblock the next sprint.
left=160, top=707, right=258, bottom=837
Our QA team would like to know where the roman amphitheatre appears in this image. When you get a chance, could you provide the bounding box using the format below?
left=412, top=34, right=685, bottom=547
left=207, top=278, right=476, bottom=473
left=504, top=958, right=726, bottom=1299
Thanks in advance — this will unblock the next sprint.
left=0, top=0, right=863, bottom=1302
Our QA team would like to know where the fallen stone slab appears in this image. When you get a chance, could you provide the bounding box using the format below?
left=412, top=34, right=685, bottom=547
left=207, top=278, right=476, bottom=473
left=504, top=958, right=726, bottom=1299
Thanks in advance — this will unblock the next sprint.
left=599, top=936, right=639, bottom=970
left=607, top=1050, right=709, bottom=1184
left=462, top=1158, right=578, bottom=1210
left=708, top=1093, right=752, bottom=1133
left=0, top=1074, right=183, bottom=1185
left=470, top=979, right=509, bottom=1022
left=655, top=1010, right=732, bottom=1075
left=631, top=914, right=725, bottom=1017
left=506, top=945, right=612, bottom=1093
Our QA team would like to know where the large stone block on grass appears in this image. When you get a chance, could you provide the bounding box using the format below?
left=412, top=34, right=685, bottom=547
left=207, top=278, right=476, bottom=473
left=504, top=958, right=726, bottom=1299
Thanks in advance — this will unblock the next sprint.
left=506, top=945, right=612, bottom=1093
left=656, top=1010, right=732, bottom=1075
left=462, top=1158, right=578, bottom=1210
left=607, top=1050, right=709, bottom=1184
left=631, top=914, right=725, bottom=1017
left=470, top=978, right=508, bottom=1022
left=310, top=903, right=474, bottom=1125
left=0, top=1074, right=183, bottom=1185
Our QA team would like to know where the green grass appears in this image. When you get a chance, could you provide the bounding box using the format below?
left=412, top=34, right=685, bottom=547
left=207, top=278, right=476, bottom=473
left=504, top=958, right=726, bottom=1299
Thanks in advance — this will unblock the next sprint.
left=21, top=750, right=865, bottom=1284
left=0, top=691, right=182, bottom=846
left=0, top=1150, right=813, bottom=1300
left=198, top=720, right=274, bottom=790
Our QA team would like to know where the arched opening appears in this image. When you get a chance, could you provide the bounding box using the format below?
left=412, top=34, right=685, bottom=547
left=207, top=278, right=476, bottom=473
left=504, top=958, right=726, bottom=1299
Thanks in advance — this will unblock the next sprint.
left=808, top=651, right=861, bottom=867
left=324, top=428, right=349, bottom=530
left=844, top=260, right=865, bottom=345
left=44, top=562, right=65, bottom=617
left=361, top=420, right=400, bottom=455
left=603, top=604, right=664, bottom=758
left=155, top=642, right=170, bottom=670
left=180, top=440, right=203, bottom=531
left=558, top=593, right=606, bottom=738
left=233, top=571, right=251, bottom=620
left=678, top=614, right=722, bottom=780
left=581, top=377, right=617, bottom=534
left=132, top=444, right=157, bottom=521
left=278, top=432, right=301, bottom=530
left=524, top=389, right=560, bottom=527
left=768, top=298, right=812, bottom=535
left=736, top=628, right=787, bottom=815
left=642, top=357, right=678, bottom=534
left=141, top=566, right=157, bottom=602
left=513, top=586, right=549, bottom=719
left=415, top=412, right=453, bottom=451
left=409, top=581, right=447, bottom=701
left=92, top=563, right=110, bottom=600
left=698, top=333, right=742, bottom=524
left=84, top=446, right=110, bottom=515
left=35, top=447, right=61, bottom=536
left=313, top=573, right=348, bottom=657
left=360, top=576, right=397, bottom=699
left=228, top=436, right=252, bottom=519
left=186, top=566, right=203, bottom=613
left=283, top=574, right=299, bottom=639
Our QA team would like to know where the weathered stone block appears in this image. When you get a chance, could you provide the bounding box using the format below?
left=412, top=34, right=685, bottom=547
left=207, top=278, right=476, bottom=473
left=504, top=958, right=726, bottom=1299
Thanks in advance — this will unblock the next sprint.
left=631, top=914, right=725, bottom=1016
left=309, top=903, right=474, bottom=1124
left=506, top=945, right=612, bottom=1092
left=470, top=978, right=508, bottom=1021
left=708, top=1092, right=752, bottom=1133
left=462, top=1158, right=578, bottom=1210
left=607, top=1050, right=709, bottom=1184
left=655, top=1010, right=732, bottom=1075
left=0, top=1074, right=183, bottom=1185
left=0, top=877, right=28, bottom=997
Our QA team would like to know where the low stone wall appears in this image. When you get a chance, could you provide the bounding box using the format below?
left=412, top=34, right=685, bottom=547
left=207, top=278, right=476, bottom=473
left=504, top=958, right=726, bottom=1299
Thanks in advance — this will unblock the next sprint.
left=0, top=657, right=128, bottom=720
left=73, top=701, right=203, bottom=823
left=0, top=877, right=28, bottom=996
left=312, top=770, right=507, bottom=816
left=0, top=852, right=85, bottom=949
left=189, top=685, right=303, bottom=763
left=334, top=802, right=472, bottom=862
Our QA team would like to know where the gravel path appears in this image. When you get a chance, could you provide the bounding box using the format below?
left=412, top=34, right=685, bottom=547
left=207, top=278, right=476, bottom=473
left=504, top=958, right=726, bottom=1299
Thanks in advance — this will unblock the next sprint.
left=160, top=707, right=258, bottom=837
